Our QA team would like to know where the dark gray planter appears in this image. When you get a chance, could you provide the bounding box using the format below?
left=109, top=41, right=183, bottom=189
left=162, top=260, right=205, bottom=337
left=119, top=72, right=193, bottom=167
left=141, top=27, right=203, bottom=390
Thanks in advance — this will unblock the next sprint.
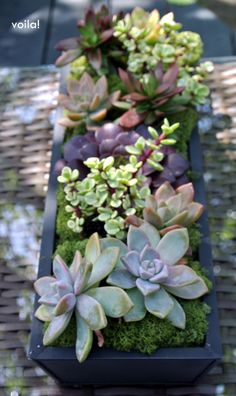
left=29, top=108, right=222, bottom=386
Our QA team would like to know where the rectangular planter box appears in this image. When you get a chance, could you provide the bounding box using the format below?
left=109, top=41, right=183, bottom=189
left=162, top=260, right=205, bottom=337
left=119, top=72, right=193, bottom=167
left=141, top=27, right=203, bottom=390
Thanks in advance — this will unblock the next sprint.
left=29, top=106, right=222, bottom=386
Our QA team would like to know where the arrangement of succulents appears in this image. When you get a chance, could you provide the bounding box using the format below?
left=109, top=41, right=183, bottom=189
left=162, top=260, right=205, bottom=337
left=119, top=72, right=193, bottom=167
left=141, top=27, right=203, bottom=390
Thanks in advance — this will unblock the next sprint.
left=34, top=6, right=214, bottom=363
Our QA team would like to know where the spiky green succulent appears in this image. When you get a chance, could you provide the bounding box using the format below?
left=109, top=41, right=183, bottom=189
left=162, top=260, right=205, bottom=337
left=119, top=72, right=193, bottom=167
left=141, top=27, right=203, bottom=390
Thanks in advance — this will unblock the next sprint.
left=106, top=224, right=208, bottom=328
left=34, top=233, right=133, bottom=363
left=58, top=73, right=120, bottom=130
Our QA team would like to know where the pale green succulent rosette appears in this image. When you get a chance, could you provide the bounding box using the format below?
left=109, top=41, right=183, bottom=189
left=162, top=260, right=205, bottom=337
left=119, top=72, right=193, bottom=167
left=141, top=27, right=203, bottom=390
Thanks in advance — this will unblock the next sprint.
left=34, top=233, right=133, bottom=363
left=107, top=224, right=209, bottom=329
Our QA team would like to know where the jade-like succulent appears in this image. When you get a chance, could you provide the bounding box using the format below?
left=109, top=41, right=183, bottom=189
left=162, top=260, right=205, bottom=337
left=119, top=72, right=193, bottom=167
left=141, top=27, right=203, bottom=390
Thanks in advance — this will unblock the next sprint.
left=58, top=73, right=120, bottom=130
left=116, top=64, right=184, bottom=128
left=57, top=157, right=150, bottom=239
left=34, top=233, right=133, bottom=363
left=143, top=182, right=204, bottom=229
left=106, top=224, right=208, bottom=328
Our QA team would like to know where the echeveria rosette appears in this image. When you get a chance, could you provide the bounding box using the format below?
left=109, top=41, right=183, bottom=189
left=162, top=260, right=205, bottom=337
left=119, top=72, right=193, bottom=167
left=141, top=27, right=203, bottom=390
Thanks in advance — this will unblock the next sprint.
left=34, top=233, right=133, bottom=363
left=58, top=73, right=120, bottom=130
left=106, top=224, right=208, bottom=329
left=143, top=182, right=204, bottom=231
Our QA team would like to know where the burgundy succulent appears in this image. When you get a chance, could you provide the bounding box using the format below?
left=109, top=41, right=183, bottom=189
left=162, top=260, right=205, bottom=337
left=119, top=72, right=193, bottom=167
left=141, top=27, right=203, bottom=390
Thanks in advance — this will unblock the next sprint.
left=55, top=6, right=123, bottom=71
left=117, top=63, right=185, bottom=128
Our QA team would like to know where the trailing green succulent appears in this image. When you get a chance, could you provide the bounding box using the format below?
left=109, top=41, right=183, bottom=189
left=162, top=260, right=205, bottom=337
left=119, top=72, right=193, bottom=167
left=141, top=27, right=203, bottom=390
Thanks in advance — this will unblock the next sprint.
left=125, top=118, right=180, bottom=173
left=116, top=64, right=185, bottom=128
left=59, top=73, right=120, bottom=130
left=57, top=157, right=150, bottom=239
left=34, top=233, right=133, bottom=362
left=107, top=224, right=208, bottom=328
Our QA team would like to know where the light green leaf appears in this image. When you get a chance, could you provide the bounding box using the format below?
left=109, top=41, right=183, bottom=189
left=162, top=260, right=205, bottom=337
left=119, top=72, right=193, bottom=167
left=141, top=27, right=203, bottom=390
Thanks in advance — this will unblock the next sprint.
left=156, top=228, right=189, bottom=266
left=86, top=286, right=133, bottom=318
left=139, top=222, right=160, bottom=248
left=85, top=233, right=101, bottom=265
left=145, top=287, right=174, bottom=319
left=165, top=278, right=208, bottom=299
left=166, top=297, right=186, bottom=329
left=124, top=288, right=146, bottom=322
left=75, top=313, right=93, bottom=363
left=43, top=311, right=73, bottom=345
left=86, top=247, right=119, bottom=289
left=100, top=238, right=128, bottom=268
left=35, top=304, right=55, bottom=322
left=77, top=294, right=107, bottom=330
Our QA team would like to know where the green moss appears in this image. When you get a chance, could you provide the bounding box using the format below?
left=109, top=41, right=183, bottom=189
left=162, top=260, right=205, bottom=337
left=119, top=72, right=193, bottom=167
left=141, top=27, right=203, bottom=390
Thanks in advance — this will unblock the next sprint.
left=168, top=108, right=198, bottom=157
left=49, top=299, right=210, bottom=354
left=189, top=260, right=212, bottom=291
left=188, top=223, right=201, bottom=253
left=56, top=187, right=77, bottom=242
left=54, top=239, right=88, bottom=263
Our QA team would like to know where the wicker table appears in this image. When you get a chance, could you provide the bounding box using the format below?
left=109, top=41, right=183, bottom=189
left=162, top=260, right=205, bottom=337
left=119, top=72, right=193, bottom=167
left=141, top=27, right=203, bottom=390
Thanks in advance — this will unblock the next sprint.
left=0, top=63, right=236, bottom=396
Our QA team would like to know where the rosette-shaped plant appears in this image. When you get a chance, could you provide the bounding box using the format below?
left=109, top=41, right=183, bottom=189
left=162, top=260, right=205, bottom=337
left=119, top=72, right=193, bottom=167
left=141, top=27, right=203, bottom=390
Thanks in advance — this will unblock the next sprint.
left=34, top=233, right=133, bottom=362
left=116, top=64, right=184, bottom=128
left=61, top=123, right=139, bottom=176
left=59, top=73, right=120, bottom=130
left=106, top=224, right=208, bottom=328
left=55, top=6, right=120, bottom=71
left=143, top=182, right=204, bottom=229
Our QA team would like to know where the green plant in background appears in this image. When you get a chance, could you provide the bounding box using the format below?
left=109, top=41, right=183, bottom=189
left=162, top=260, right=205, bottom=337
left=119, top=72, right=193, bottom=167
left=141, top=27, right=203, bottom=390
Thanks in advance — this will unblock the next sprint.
left=58, top=73, right=120, bottom=130
left=116, top=64, right=185, bottom=128
left=107, top=224, right=208, bottom=328
left=34, top=233, right=133, bottom=362
left=57, top=157, right=150, bottom=239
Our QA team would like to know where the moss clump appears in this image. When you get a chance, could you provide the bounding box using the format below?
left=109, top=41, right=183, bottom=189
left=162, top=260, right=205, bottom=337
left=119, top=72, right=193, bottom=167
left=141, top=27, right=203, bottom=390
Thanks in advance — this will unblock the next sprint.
left=189, top=260, right=212, bottom=291
left=49, top=299, right=210, bottom=353
left=56, top=185, right=78, bottom=242
left=54, top=239, right=88, bottom=263
left=169, top=108, right=198, bottom=157
left=188, top=223, right=201, bottom=253
left=104, top=300, right=210, bottom=354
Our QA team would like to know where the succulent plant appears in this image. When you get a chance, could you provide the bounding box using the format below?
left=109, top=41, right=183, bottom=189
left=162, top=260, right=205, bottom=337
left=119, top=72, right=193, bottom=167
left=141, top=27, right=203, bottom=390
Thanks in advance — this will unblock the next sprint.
left=58, top=73, right=120, bottom=130
left=116, top=64, right=185, bottom=128
left=55, top=6, right=122, bottom=71
left=34, top=233, right=133, bottom=363
left=60, top=123, right=140, bottom=176
left=143, top=182, right=204, bottom=229
left=106, top=224, right=208, bottom=328
left=125, top=120, right=189, bottom=189
left=57, top=157, right=150, bottom=239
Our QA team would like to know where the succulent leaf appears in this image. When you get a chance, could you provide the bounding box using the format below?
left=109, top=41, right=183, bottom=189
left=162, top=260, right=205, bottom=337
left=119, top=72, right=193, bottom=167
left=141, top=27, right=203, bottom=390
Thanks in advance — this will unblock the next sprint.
left=35, top=304, right=55, bottom=322
left=75, top=313, right=93, bottom=363
left=54, top=293, right=76, bottom=316
left=165, top=278, right=208, bottom=299
left=124, top=288, right=146, bottom=322
left=166, top=296, right=186, bottom=329
left=86, top=286, right=134, bottom=318
left=107, top=268, right=137, bottom=289
left=86, top=247, right=119, bottom=289
left=43, top=311, right=73, bottom=346
left=76, top=294, right=107, bottom=330
left=85, top=232, right=101, bottom=264
left=156, top=228, right=189, bottom=266
left=34, top=276, right=56, bottom=297
left=144, top=287, right=174, bottom=318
